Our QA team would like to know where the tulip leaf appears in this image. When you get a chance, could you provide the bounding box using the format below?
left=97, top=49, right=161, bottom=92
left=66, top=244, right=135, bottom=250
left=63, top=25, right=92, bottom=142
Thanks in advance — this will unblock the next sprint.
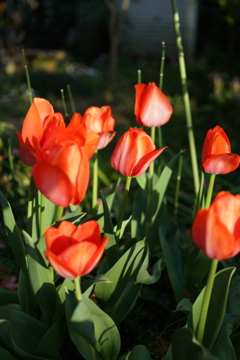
left=0, top=191, right=27, bottom=273
left=227, top=286, right=240, bottom=315
left=174, top=298, right=192, bottom=313
left=18, top=270, right=38, bottom=315
left=82, top=274, right=112, bottom=298
left=0, top=306, right=46, bottom=358
left=42, top=196, right=58, bottom=230
left=187, top=267, right=236, bottom=350
left=62, top=209, right=86, bottom=225
left=159, top=221, right=186, bottom=303
left=0, top=289, right=19, bottom=307
left=118, top=345, right=153, bottom=360
left=193, top=171, right=205, bottom=217
left=131, top=186, right=148, bottom=239
left=230, top=332, right=240, bottom=358
left=0, top=346, right=17, bottom=360
left=136, top=258, right=162, bottom=285
left=37, top=312, right=67, bottom=359
left=22, top=230, right=58, bottom=328
left=171, top=328, right=218, bottom=360
left=95, top=240, right=147, bottom=325
left=100, top=190, right=118, bottom=268
left=146, top=151, right=185, bottom=226
left=136, top=172, right=147, bottom=190
left=65, top=291, right=120, bottom=360
left=114, top=215, right=132, bottom=240
left=211, top=319, right=238, bottom=360
left=98, top=179, right=121, bottom=229
left=57, top=278, right=75, bottom=305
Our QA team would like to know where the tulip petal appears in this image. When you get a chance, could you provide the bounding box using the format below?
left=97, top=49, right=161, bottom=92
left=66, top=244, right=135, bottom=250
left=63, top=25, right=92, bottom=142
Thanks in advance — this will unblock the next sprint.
left=44, top=250, right=78, bottom=278
left=132, top=146, right=167, bottom=177
left=72, top=220, right=101, bottom=243
left=57, top=221, right=77, bottom=238
left=32, top=162, right=74, bottom=207
left=80, top=236, right=108, bottom=275
left=97, top=131, right=116, bottom=150
left=134, top=83, right=147, bottom=126
left=203, top=154, right=239, bottom=174
left=17, top=131, right=36, bottom=166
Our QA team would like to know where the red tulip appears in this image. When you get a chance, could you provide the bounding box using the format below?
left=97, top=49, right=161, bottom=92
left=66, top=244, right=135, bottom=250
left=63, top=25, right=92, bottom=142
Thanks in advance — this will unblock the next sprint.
left=134, top=82, right=173, bottom=127
left=83, top=106, right=116, bottom=149
left=202, top=125, right=240, bottom=174
left=110, top=127, right=167, bottom=177
left=44, top=220, right=108, bottom=278
left=17, top=98, right=65, bottom=166
left=33, top=141, right=89, bottom=207
left=192, top=192, right=240, bottom=260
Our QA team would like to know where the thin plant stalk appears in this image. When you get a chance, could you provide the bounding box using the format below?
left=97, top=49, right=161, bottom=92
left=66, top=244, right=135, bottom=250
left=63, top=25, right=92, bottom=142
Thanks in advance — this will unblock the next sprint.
left=55, top=206, right=64, bottom=227
left=115, top=176, right=132, bottom=243
left=74, top=276, right=82, bottom=302
left=197, top=258, right=218, bottom=344
left=40, top=193, right=45, bottom=236
left=61, top=89, right=69, bottom=124
left=22, top=49, right=33, bottom=105
left=92, top=149, right=99, bottom=210
left=174, top=152, right=183, bottom=218
left=138, top=69, right=142, bottom=83
left=67, top=84, right=76, bottom=113
left=26, top=177, right=35, bottom=236
left=205, top=174, right=216, bottom=209
left=170, top=0, right=200, bottom=194
left=148, top=127, right=156, bottom=196
left=159, top=41, right=165, bottom=90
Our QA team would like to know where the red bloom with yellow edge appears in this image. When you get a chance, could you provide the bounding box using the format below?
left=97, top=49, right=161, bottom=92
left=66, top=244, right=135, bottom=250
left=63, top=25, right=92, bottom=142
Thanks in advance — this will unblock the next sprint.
left=192, top=192, right=240, bottom=260
left=44, top=221, right=108, bottom=278
left=33, top=141, right=89, bottom=207
left=110, top=127, right=167, bottom=177
left=134, top=82, right=172, bottom=127
left=202, top=125, right=240, bottom=174
left=83, top=106, right=116, bottom=149
left=17, top=98, right=65, bottom=166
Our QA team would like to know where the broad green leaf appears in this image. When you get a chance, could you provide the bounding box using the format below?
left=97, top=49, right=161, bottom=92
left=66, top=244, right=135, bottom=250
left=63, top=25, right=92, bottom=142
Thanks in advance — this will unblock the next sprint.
left=227, top=287, right=240, bottom=315
left=230, top=332, right=240, bottom=359
left=159, top=221, right=186, bottom=303
left=95, top=240, right=147, bottom=325
left=136, top=172, right=147, bottom=190
left=65, top=291, right=120, bottom=360
left=37, top=312, right=67, bottom=359
left=23, top=231, right=58, bottom=328
left=174, top=298, right=192, bottom=313
left=211, top=319, right=238, bottom=360
left=42, top=196, right=58, bottom=230
left=131, top=187, right=147, bottom=239
left=187, top=267, right=236, bottom=350
left=0, top=191, right=27, bottom=273
left=193, top=171, right=205, bottom=217
left=62, top=210, right=86, bottom=225
left=146, top=151, right=185, bottom=226
left=114, top=216, right=132, bottom=240
left=0, top=345, right=17, bottom=360
left=100, top=190, right=118, bottom=268
left=172, top=328, right=218, bottom=360
left=0, top=289, right=18, bottom=306
left=118, top=344, right=153, bottom=359
left=136, top=258, right=162, bottom=285
left=18, top=270, right=38, bottom=315
left=31, top=189, right=41, bottom=241
left=98, top=179, right=121, bottom=229
left=57, top=278, right=75, bottom=305
left=81, top=274, right=112, bottom=298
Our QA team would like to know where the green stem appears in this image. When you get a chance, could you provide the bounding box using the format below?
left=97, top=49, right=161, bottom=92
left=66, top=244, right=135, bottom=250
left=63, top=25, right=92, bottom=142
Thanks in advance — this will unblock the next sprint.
left=138, top=69, right=142, bottom=83
left=148, top=126, right=156, bottom=196
left=22, top=49, right=33, bottom=105
left=174, top=152, right=183, bottom=218
left=74, top=276, right=82, bottom=302
left=55, top=206, right=64, bottom=227
left=92, top=150, right=98, bottom=210
left=115, top=176, right=132, bottom=243
left=67, top=84, right=76, bottom=113
left=171, top=0, right=199, bottom=194
left=205, top=174, right=216, bottom=209
left=197, top=258, right=218, bottom=344
left=40, top=193, right=45, bottom=236
left=159, top=41, right=165, bottom=90
left=26, top=177, right=35, bottom=236
left=61, top=89, right=69, bottom=123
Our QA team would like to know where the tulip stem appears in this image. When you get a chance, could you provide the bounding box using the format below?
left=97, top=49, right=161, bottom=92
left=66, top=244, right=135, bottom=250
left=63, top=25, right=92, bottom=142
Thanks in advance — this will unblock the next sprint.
left=148, top=127, right=156, bottom=195
left=138, top=69, right=142, bottom=83
left=171, top=0, right=200, bottom=194
left=67, top=84, right=76, bottom=113
left=40, top=193, right=45, bottom=236
left=92, top=149, right=98, bottom=211
left=27, top=177, right=35, bottom=236
left=197, top=258, right=218, bottom=344
left=159, top=41, right=165, bottom=90
left=205, top=174, right=216, bottom=209
left=74, top=276, right=82, bottom=302
left=55, top=206, right=64, bottom=227
left=22, top=49, right=33, bottom=105
left=116, top=176, right=132, bottom=243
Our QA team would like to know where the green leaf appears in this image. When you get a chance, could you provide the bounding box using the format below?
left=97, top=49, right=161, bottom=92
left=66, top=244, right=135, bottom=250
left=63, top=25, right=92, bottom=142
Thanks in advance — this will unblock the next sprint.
left=131, top=187, right=148, bottom=239
left=0, top=345, right=18, bottom=360
left=227, top=286, right=240, bottom=315
left=81, top=274, right=112, bottom=298
left=172, top=328, right=218, bottom=360
left=118, top=344, right=153, bottom=359
left=65, top=291, right=120, bottom=360
left=0, top=191, right=27, bottom=273
left=100, top=190, right=118, bottom=268
left=136, top=172, right=147, bottom=190
left=0, top=289, right=18, bottom=307
left=136, top=258, right=162, bottom=285
left=174, top=298, right=192, bottom=313
left=230, top=332, right=240, bottom=359
left=22, top=231, right=58, bottom=328
left=159, top=221, right=186, bottom=303
left=187, top=267, right=236, bottom=350
left=18, top=270, right=38, bottom=315
left=98, top=179, right=121, bottom=229
left=95, top=240, right=147, bottom=325
left=211, top=319, right=238, bottom=360
left=193, top=171, right=205, bottom=217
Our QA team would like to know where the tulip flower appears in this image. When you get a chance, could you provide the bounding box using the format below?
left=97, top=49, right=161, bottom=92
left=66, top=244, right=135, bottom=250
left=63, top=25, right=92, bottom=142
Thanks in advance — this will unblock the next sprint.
left=202, top=125, right=240, bottom=174
left=192, top=191, right=240, bottom=260
left=33, top=141, right=89, bottom=207
left=83, top=106, right=116, bottom=149
left=44, top=220, right=108, bottom=278
left=134, top=82, right=173, bottom=127
left=110, top=127, right=167, bottom=177
left=17, top=98, right=65, bottom=166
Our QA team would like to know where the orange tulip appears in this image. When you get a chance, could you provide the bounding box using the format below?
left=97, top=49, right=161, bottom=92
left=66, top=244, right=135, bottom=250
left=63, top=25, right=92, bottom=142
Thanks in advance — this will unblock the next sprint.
left=202, top=125, right=239, bottom=174
left=192, top=192, right=240, bottom=260
left=33, top=141, right=89, bottom=207
left=44, top=220, right=108, bottom=278
left=83, top=106, right=116, bottom=149
left=134, top=82, right=173, bottom=127
left=110, top=127, right=167, bottom=177
left=17, top=98, right=65, bottom=166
